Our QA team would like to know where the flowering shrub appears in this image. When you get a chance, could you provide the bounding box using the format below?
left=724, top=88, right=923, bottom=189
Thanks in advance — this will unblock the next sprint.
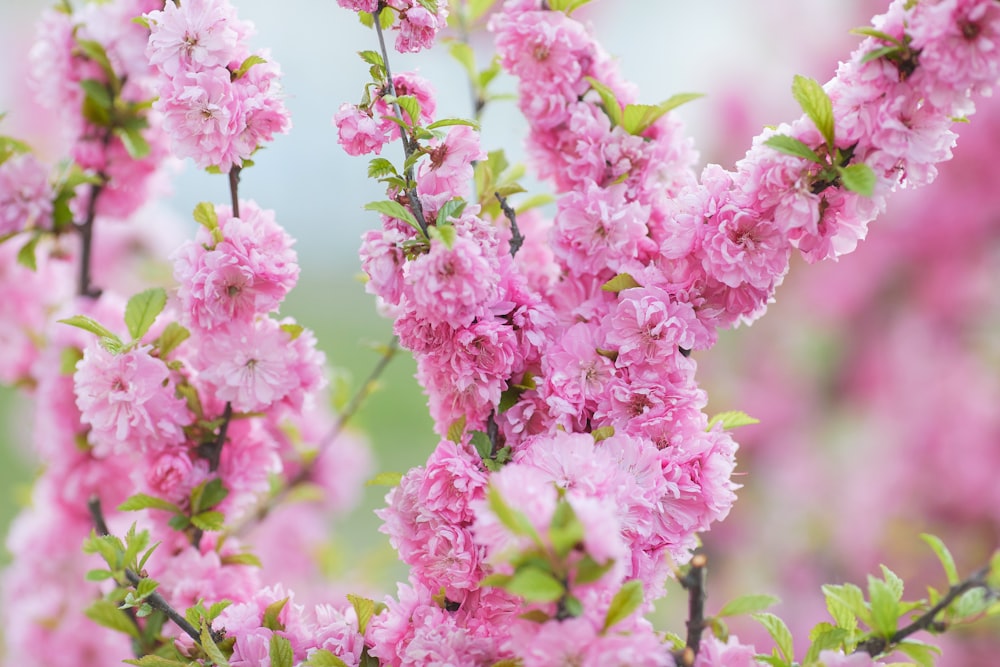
left=0, top=1, right=999, bottom=666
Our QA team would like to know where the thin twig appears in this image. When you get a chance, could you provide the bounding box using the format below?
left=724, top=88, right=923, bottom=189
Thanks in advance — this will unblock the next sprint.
left=494, top=192, right=524, bottom=257
left=674, top=551, right=708, bottom=666
left=854, top=564, right=995, bottom=656
left=86, top=497, right=203, bottom=646
left=373, top=7, right=430, bottom=238
left=229, top=165, right=241, bottom=218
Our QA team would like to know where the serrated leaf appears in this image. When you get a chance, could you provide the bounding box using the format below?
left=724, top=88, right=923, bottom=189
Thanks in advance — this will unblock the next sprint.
left=263, top=598, right=289, bottom=632
left=548, top=501, right=583, bottom=558
left=85, top=599, right=141, bottom=639
left=717, top=594, right=781, bottom=618
left=348, top=594, right=377, bottom=635
left=436, top=198, right=467, bottom=226
left=115, top=125, right=150, bottom=159
left=156, top=322, right=190, bottom=358
left=358, top=49, right=384, bottom=69
left=190, top=511, right=225, bottom=532
left=124, top=656, right=194, bottom=667
left=364, top=200, right=422, bottom=235
left=365, top=471, right=403, bottom=487
left=792, top=74, right=835, bottom=150
left=200, top=620, right=230, bottom=667
left=136, top=577, right=159, bottom=599
left=85, top=568, right=115, bottom=581
left=547, top=0, right=593, bottom=14
left=591, top=426, right=614, bottom=442
left=191, top=478, right=229, bottom=514
left=488, top=485, right=540, bottom=543
left=603, top=580, right=643, bottom=632
left=752, top=613, right=794, bottom=662
left=232, top=55, right=267, bottom=80
left=125, top=288, right=167, bottom=342
left=393, top=94, right=421, bottom=126
left=621, top=103, right=669, bottom=136
left=75, top=39, right=116, bottom=83
left=304, top=649, right=350, bottom=667
left=849, top=27, right=902, bottom=46
left=803, top=624, right=849, bottom=664
left=764, top=134, right=823, bottom=164
left=471, top=430, right=493, bottom=461
left=575, top=554, right=615, bottom=585
left=860, top=45, right=903, bottom=65
left=879, top=565, right=904, bottom=601
left=427, top=118, right=480, bottom=131
left=822, top=583, right=865, bottom=631
left=601, top=273, right=641, bottom=293
left=585, top=76, right=623, bottom=127
left=707, top=410, right=761, bottom=431
left=447, top=415, right=467, bottom=443
left=952, top=587, right=989, bottom=618
left=428, top=223, right=457, bottom=249
left=894, top=640, right=941, bottom=667
left=838, top=162, right=876, bottom=197
left=367, top=157, right=397, bottom=179
left=504, top=566, right=564, bottom=602
left=80, top=78, right=112, bottom=110
left=193, top=202, right=219, bottom=231
left=868, top=575, right=900, bottom=638
left=59, top=315, right=122, bottom=347
left=268, top=635, right=295, bottom=667
left=220, top=552, right=262, bottom=568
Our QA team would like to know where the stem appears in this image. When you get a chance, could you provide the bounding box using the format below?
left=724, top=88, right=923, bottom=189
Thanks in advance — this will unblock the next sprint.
left=230, top=337, right=399, bottom=535
left=373, top=8, right=430, bottom=238
left=76, top=131, right=112, bottom=298
left=87, top=497, right=203, bottom=646
left=494, top=192, right=524, bottom=257
left=229, top=165, right=241, bottom=218
left=196, top=402, right=233, bottom=474
left=675, top=551, right=708, bottom=666
left=854, top=564, right=996, bottom=656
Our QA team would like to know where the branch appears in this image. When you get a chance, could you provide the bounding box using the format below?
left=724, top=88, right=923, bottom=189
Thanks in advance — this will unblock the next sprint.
left=854, top=563, right=996, bottom=657
left=373, top=7, right=430, bottom=238
left=674, top=551, right=708, bottom=667
left=86, top=496, right=203, bottom=646
left=196, top=401, right=233, bottom=473
left=76, top=130, right=112, bottom=299
left=228, top=165, right=242, bottom=218
left=494, top=192, right=523, bottom=258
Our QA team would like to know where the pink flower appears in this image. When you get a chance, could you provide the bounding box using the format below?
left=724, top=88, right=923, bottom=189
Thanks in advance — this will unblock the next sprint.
left=552, top=182, right=651, bottom=275
left=403, top=234, right=498, bottom=328
left=145, top=0, right=253, bottom=78
left=334, top=103, right=388, bottom=156
left=395, top=5, right=442, bottom=54
left=156, top=67, right=241, bottom=169
left=0, top=153, right=52, bottom=235
left=699, top=199, right=790, bottom=290
left=694, top=635, right=756, bottom=667
left=75, top=343, right=191, bottom=456
left=419, top=440, right=489, bottom=524
left=416, top=125, right=485, bottom=200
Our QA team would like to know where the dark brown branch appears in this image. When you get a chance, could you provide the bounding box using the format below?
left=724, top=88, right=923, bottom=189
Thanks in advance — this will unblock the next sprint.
left=494, top=192, right=524, bottom=258
left=373, top=8, right=429, bottom=238
left=674, top=551, right=708, bottom=666
left=854, top=563, right=995, bottom=657
left=86, top=496, right=203, bottom=646
left=229, top=165, right=241, bottom=218
left=196, top=402, right=232, bottom=473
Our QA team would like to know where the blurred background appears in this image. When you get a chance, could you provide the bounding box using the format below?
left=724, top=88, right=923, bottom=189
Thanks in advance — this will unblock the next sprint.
left=3, top=0, right=998, bottom=663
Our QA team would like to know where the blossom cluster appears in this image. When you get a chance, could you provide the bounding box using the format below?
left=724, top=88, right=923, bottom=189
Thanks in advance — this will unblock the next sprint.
left=145, top=0, right=292, bottom=170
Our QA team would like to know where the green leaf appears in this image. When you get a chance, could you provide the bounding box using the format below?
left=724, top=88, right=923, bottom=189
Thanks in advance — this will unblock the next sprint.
left=263, top=598, right=289, bottom=632
left=80, top=78, right=112, bottom=111
left=191, top=478, right=229, bottom=514
left=115, top=125, right=151, bottom=160
left=427, top=118, right=480, bottom=131
left=348, top=593, right=380, bottom=635
left=428, top=223, right=457, bottom=249
left=471, top=430, right=493, bottom=462
left=190, top=511, right=225, bottom=532
left=792, top=74, right=835, bottom=150
left=118, top=494, right=182, bottom=513
left=894, top=640, right=941, bottom=667
left=365, top=471, right=403, bottom=487
left=60, top=346, right=84, bottom=375
left=868, top=575, right=900, bottom=638
left=58, top=315, right=123, bottom=347
left=232, top=55, right=267, bottom=80
left=822, top=583, right=864, bottom=632
left=585, top=76, right=623, bottom=127
left=304, top=649, right=350, bottom=667
left=85, top=568, right=115, bottom=581
left=124, top=287, right=167, bottom=342
left=280, top=323, right=304, bottom=340
left=837, top=163, right=876, bottom=197
left=707, top=410, right=761, bottom=431
left=447, top=415, right=467, bottom=443
left=603, top=580, right=643, bottom=632
left=621, top=97, right=702, bottom=136
left=268, top=635, right=295, bottom=667
left=574, top=555, right=615, bottom=585
left=364, top=200, right=422, bottom=235
left=879, top=564, right=904, bottom=601
left=717, top=594, right=781, bottom=618
left=498, top=386, right=524, bottom=414
left=548, top=501, right=583, bottom=558
left=849, top=27, right=902, bottom=46
left=200, top=620, right=230, bottom=667
left=590, top=426, right=614, bottom=442
left=764, top=134, right=823, bottom=164
left=75, top=39, right=116, bottom=84
left=193, top=202, right=219, bottom=231
left=504, top=566, right=565, bottom=602
left=488, top=485, right=540, bottom=543
left=16, top=233, right=40, bottom=271
left=803, top=624, right=849, bottom=664
left=367, top=157, right=397, bottom=179
left=220, top=552, right=262, bottom=568
left=393, top=94, right=421, bottom=126
left=436, top=198, right=467, bottom=226
left=85, top=599, right=141, bottom=639
left=547, top=0, right=593, bottom=14
left=136, top=577, right=159, bottom=599
left=124, top=656, right=195, bottom=667
left=600, top=273, right=641, bottom=293
left=752, top=612, right=794, bottom=663
left=156, top=322, right=190, bottom=358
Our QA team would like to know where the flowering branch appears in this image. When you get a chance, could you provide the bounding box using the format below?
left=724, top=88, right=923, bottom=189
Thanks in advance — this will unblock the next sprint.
left=373, top=7, right=429, bottom=238
left=854, top=563, right=998, bottom=657
left=675, top=551, right=708, bottom=666
left=86, top=496, right=204, bottom=647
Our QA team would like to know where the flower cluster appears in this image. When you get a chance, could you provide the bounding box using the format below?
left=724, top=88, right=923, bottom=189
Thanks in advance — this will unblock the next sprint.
left=145, top=0, right=291, bottom=171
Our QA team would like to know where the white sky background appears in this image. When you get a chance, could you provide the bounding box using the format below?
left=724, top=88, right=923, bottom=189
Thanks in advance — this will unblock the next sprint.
left=0, top=0, right=869, bottom=268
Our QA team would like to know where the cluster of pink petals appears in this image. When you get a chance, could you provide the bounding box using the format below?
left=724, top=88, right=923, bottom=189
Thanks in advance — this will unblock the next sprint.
left=146, top=0, right=291, bottom=170
left=0, top=153, right=53, bottom=235
left=334, top=71, right=437, bottom=157
left=335, top=0, right=448, bottom=54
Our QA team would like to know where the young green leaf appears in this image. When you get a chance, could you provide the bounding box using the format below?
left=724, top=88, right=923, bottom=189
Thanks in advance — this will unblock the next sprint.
left=58, top=315, right=123, bottom=347
left=85, top=599, right=141, bottom=639
left=436, top=198, right=468, bottom=226
left=602, top=580, right=643, bottom=632
left=118, top=493, right=182, bottom=514
left=124, top=656, right=194, bottom=667
left=156, top=322, right=190, bottom=358
left=365, top=471, right=404, bottom=487
left=868, top=575, right=901, bottom=638
left=193, top=201, right=219, bottom=231
left=764, top=135, right=823, bottom=164
left=304, top=649, right=351, bottom=667
left=706, top=410, right=760, bottom=431
left=115, top=125, right=151, bottom=159
left=503, top=566, right=565, bottom=602
left=428, top=223, right=456, bottom=249
left=348, top=593, right=383, bottom=635
left=792, top=74, right=835, bottom=149
left=488, top=485, right=541, bottom=543
left=364, top=200, right=422, bottom=235
left=717, top=593, right=781, bottom=618
left=752, top=612, right=794, bottom=663
left=471, top=430, right=493, bottom=462
left=427, top=118, right=480, bottom=131
left=16, top=233, right=40, bottom=272
left=200, top=619, right=231, bottom=667
left=263, top=598, right=289, bottom=632
left=837, top=163, right=876, bottom=196
left=601, top=273, right=641, bottom=293
left=190, top=510, right=225, bottom=532
left=232, top=55, right=267, bottom=80
left=584, top=76, right=623, bottom=127
left=124, top=287, right=167, bottom=342
left=894, top=640, right=940, bottom=667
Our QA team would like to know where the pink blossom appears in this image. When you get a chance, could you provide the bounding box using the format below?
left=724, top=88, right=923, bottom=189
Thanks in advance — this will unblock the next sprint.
left=699, top=199, right=790, bottom=290
left=337, top=0, right=379, bottom=12
left=605, top=286, right=704, bottom=367
left=552, top=182, right=651, bottom=275
left=416, top=125, right=486, bottom=200
left=156, top=67, right=241, bottom=169
left=694, top=635, right=757, bottom=667
left=419, top=440, right=489, bottom=524
left=74, top=343, right=191, bottom=456
left=403, top=234, right=497, bottom=328
left=145, top=0, right=253, bottom=78
left=0, top=153, right=52, bottom=234
left=395, top=5, right=441, bottom=54
left=359, top=227, right=408, bottom=305
left=334, top=103, right=388, bottom=156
